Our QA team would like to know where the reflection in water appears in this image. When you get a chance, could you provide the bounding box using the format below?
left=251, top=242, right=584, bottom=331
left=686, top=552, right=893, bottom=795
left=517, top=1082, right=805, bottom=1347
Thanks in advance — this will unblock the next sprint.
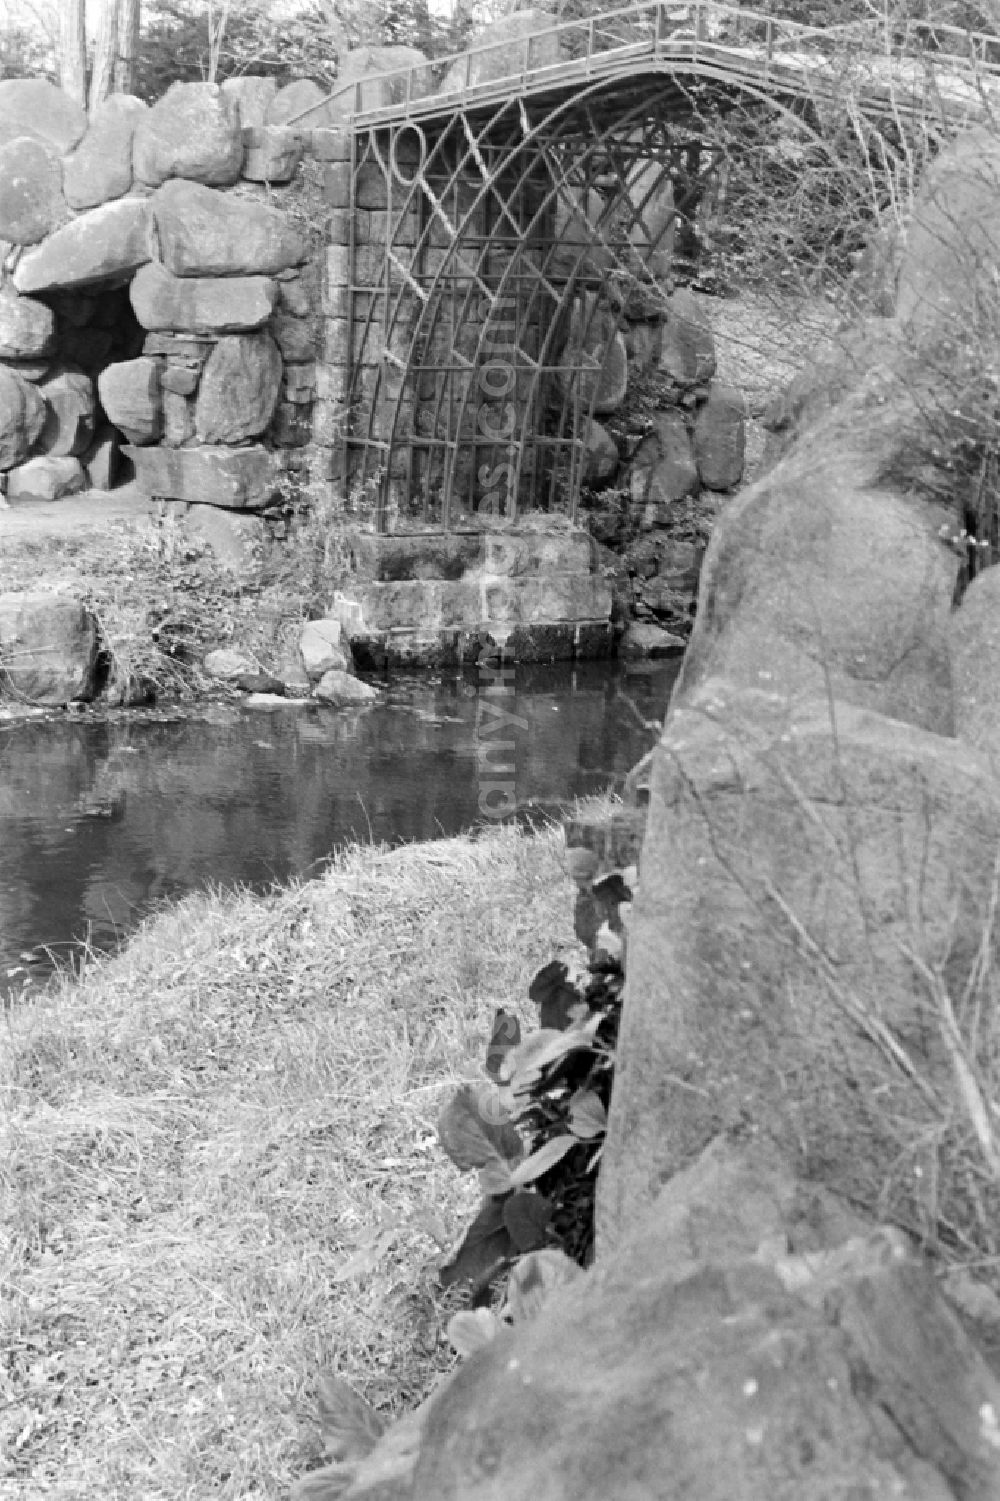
left=0, top=658, right=679, bottom=993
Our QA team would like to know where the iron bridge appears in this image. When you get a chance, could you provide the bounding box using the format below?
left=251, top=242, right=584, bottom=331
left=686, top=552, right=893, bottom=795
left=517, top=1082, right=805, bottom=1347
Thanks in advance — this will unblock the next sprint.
left=294, top=0, right=1000, bottom=532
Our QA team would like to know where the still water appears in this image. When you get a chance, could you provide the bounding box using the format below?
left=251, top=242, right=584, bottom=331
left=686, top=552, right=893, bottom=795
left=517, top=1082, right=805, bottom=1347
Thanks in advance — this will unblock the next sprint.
left=0, top=658, right=679, bottom=994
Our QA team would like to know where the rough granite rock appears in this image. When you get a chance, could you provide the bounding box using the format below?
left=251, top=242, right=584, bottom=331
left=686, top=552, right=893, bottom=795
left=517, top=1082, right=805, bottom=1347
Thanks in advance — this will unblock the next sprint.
left=0, top=365, right=46, bottom=468
left=130, top=261, right=278, bottom=334
left=440, top=11, right=564, bottom=91
left=152, top=179, right=305, bottom=277
left=299, top=618, right=349, bottom=680
left=673, top=446, right=958, bottom=735
left=0, top=592, right=98, bottom=704
left=98, top=357, right=162, bottom=445
left=599, top=685, right=1000, bottom=1244
left=0, top=135, right=65, bottom=245
left=630, top=408, right=699, bottom=513
left=12, top=198, right=153, bottom=294
left=241, top=126, right=305, bottom=184
left=265, top=79, right=327, bottom=127
left=33, top=364, right=96, bottom=457
left=6, top=455, right=86, bottom=501
left=220, top=74, right=278, bottom=128
left=194, top=331, right=282, bottom=443
left=133, top=81, right=243, bottom=188
left=658, top=286, right=716, bottom=387
left=61, top=94, right=147, bottom=210
left=123, top=442, right=280, bottom=509
left=312, top=669, right=377, bottom=705
left=0, top=288, right=55, bottom=360
left=694, top=383, right=746, bottom=491
left=0, top=79, right=87, bottom=155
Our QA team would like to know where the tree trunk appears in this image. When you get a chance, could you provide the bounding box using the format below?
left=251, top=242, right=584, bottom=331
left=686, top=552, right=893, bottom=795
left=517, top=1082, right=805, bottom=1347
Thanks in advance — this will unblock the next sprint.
left=114, top=0, right=140, bottom=96
left=59, top=0, right=87, bottom=111
left=89, top=0, right=121, bottom=116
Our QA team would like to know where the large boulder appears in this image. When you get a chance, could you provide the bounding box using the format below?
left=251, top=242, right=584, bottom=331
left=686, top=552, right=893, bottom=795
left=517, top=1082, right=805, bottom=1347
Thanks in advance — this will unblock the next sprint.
left=326, top=46, right=434, bottom=117
left=694, top=383, right=746, bottom=491
left=673, top=446, right=959, bottom=736
left=265, top=79, right=327, bottom=127
left=0, top=593, right=98, bottom=704
left=0, top=136, right=65, bottom=245
left=0, top=365, right=46, bottom=469
left=33, top=364, right=96, bottom=457
left=440, top=11, right=564, bottom=92
left=241, top=126, right=304, bottom=185
left=123, top=442, right=280, bottom=509
left=949, top=562, right=1000, bottom=755
left=194, top=331, right=282, bottom=443
left=61, top=94, right=147, bottom=210
left=6, top=455, right=86, bottom=502
left=220, top=75, right=278, bottom=128
left=130, top=261, right=279, bottom=334
left=556, top=296, right=628, bottom=417
left=629, top=408, right=699, bottom=515
left=896, top=126, right=1000, bottom=335
left=12, top=198, right=153, bottom=294
left=0, top=288, right=55, bottom=360
left=0, top=80, right=87, bottom=154
left=658, top=286, right=716, bottom=387
left=152, top=179, right=305, bottom=277
left=599, top=684, right=1000, bottom=1245
left=98, top=357, right=162, bottom=445
left=133, top=81, right=243, bottom=187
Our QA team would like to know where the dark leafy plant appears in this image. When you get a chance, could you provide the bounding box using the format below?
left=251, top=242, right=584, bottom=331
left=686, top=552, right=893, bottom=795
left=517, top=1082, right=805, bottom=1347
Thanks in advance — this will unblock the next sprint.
left=436, top=863, right=631, bottom=1299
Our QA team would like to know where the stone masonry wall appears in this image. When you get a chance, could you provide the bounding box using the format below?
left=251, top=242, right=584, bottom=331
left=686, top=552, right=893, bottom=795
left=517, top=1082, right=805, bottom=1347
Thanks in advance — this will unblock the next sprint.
left=0, top=74, right=331, bottom=527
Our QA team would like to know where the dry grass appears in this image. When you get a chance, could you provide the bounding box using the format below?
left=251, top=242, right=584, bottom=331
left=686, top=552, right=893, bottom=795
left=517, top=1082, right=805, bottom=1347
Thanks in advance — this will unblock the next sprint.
left=0, top=823, right=577, bottom=1500
left=0, top=502, right=346, bottom=705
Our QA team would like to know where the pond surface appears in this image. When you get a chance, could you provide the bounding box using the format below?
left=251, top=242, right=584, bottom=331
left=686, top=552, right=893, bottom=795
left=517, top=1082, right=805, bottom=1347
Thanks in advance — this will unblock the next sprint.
left=0, top=658, right=679, bottom=995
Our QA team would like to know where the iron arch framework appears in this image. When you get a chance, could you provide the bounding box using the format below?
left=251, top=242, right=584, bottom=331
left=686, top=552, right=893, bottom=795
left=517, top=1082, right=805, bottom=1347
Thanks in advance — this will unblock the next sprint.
left=315, top=1, right=1000, bottom=531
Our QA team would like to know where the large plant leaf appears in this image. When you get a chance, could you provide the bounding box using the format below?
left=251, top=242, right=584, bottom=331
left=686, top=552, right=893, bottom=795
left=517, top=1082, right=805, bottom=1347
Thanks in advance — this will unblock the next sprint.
left=510, top=1026, right=599, bottom=1097
left=568, top=1089, right=608, bottom=1140
left=315, top=1373, right=386, bottom=1462
left=509, top=1134, right=577, bottom=1187
left=593, top=871, right=633, bottom=905
left=485, top=1008, right=521, bottom=1082
left=502, top=1190, right=552, bottom=1251
left=527, top=960, right=584, bottom=1030
left=439, top=1198, right=515, bottom=1288
left=438, top=1082, right=523, bottom=1171
left=478, top=1158, right=515, bottom=1197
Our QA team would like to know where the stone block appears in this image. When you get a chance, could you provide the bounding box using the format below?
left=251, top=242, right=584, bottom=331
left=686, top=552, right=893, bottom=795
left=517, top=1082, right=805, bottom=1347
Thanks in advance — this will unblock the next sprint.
left=241, top=126, right=304, bottom=183
left=0, top=136, right=65, bottom=245
left=270, top=401, right=313, bottom=446
left=162, top=388, right=194, bottom=446
left=322, top=162, right=352, bottom=209
left=98, top=356, right=161, bottom=445
left=12, top=198, right=153, bottom=295
left=693, top=383, right=746, bottom=491
left=81, top=425, right=121, bottom=489
left=123, top=442, right=281, bottom=509
left=6, top=455, right=86, bottom=502
left=307, top=127, right=352, bottom=163
left=0, top=591, right=98, bottom=704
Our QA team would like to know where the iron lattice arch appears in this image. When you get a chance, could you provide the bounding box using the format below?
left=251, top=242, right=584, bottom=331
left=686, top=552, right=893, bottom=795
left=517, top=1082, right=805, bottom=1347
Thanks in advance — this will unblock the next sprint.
left=333, top=1, right=998, bottom=532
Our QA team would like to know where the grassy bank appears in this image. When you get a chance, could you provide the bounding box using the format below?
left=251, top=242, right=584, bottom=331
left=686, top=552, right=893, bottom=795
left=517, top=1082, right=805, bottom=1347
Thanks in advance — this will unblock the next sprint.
left=0, top=823, right=577, bottom=1499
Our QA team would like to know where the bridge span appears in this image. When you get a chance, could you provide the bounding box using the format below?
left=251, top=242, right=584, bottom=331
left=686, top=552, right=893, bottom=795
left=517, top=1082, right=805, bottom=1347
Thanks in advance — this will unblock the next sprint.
left=291, top=2, right=999, bottom=531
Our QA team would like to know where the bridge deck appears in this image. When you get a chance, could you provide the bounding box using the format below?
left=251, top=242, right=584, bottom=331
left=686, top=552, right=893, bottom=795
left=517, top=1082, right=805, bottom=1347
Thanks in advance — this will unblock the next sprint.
left=289, top=0, right=1000, bottom=135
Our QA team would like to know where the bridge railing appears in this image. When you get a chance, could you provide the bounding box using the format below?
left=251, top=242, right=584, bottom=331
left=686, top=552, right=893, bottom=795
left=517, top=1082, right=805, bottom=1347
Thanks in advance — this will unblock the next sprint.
left=286, top=0, right=1000, bottom=129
